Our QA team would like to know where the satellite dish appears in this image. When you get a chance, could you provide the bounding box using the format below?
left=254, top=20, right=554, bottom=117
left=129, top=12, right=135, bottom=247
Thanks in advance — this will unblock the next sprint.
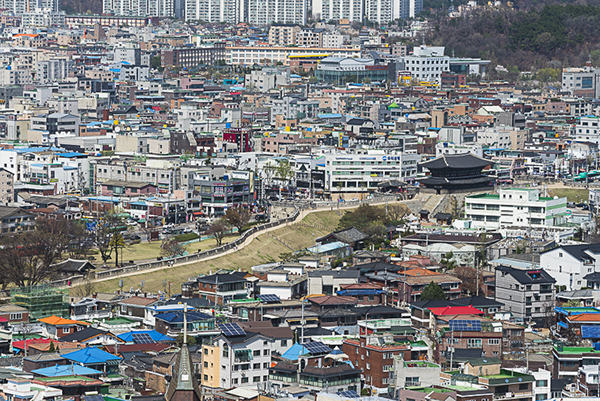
left=114, top=126, right=121, bottom=132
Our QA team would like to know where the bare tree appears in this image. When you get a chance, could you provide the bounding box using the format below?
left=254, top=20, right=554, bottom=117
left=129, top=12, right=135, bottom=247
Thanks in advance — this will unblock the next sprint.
left=0, top=218, right=70, bottom=287
left=224, top=206, right=251, bottom=232
left=160, top=238, right=188, bottom=258
left=71, top=275, right=98, bottom=298
left=206, top=219, right=230, bottom=247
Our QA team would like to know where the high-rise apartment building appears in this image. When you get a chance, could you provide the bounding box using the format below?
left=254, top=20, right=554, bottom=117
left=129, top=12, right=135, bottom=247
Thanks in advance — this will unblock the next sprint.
left=185, top=0, right=241, bottom=22
left=246, top=0, right=306, bottom=25
left=103, top=0, right=181, bottom=17
left=0, top=0, right=60, bottom=14
left=312, top=0, right=363, bottom=22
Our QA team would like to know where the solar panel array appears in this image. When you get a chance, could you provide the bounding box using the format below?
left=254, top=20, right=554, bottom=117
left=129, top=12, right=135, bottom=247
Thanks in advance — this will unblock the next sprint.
left=449, top=320, right=482, bottom=332
left=258, top=294, right=281, bottom=303
left=218, top=323, right=246, bottom=336
left=132, top=333, right=154, bottom=344
left=338, top=391, right=360, bottom=398
left=303, top=341, right=332, bottom=354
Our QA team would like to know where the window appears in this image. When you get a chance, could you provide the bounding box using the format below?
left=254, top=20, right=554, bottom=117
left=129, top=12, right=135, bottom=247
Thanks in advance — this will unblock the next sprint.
left=9, top=313, right=21, bottom=320
left=366, top=350, right=370, bottom=357
left=281, top=340, right=287, bottom=347
left=63, top=328, right=70, bottom=334
left=467, top=339, right=482, bottom=348
left=241, top=377, right=248, bottom=384
left=204, top=375, right=208, bottom=381
left=253, top=376, right=260, bottom=383
left=253, top=363, right=260, bottom=370
left=383, top=365, right=393, bottom=372
left=263, top=363, right=269, bottom=369
left=366, top=363, right=370, bottom=370
left=253, top=350, right=260, bottom=356
left=488, top=339, right=500, bottom=345
left=519, top=383, right=529, bottom=391
left=204, top=362, right=208, bottom=368
left=223, top=344, right=229, bottom=358
left=233, top=379, right=238, bottom=385
left=263, top=349, right=270, bottom=356
left=537, top=380, right=548, bottom=387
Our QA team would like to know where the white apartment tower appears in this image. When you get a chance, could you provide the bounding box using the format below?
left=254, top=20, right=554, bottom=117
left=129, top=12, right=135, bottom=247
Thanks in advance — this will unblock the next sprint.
left=312, top=0, right=363, bottom=22
left=246, top=0, right=306, bottom=25
left=103, top=0, right=180, bottom=16
left=185, top=0, right=241, bottom=23
left=0, top=0, right=59, bottom=14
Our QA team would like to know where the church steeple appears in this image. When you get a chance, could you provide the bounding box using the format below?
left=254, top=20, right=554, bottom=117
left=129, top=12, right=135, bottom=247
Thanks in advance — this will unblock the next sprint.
left=165, top=304, right=201, bottom=401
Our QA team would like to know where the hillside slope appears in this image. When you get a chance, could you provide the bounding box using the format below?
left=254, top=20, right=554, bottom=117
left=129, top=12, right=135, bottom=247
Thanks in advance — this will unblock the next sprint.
left=62, top=0, right=102, bottom=15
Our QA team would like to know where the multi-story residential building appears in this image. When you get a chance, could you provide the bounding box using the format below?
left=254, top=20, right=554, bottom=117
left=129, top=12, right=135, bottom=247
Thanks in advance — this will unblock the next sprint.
left=540, top=244, right=600, bottom=291
left=93, top=159, right=179, bottom=195
left=494, top=265, right=556, bottom=327
left=268, top=25, right=300, bottom=46
left=312, top=0, right=363, bottom=22
left=464, top=188, right=568, bottom=229
left=0, top=168, right=13, bottom=204
left=21, top=9, right=65, bottom=27
left=343, top=334, right=428, bottom=393
left=36, top=59, right=68, bottom=84
left=322, top=33, right=344, bottom=48
left=295, top=28, right=324, bottom=47
left=575, top=115, right=600, bottom=145
left=553, top=343, right=600, bottom=380
left=400, top=45, right=449, bottom=84
left=226, top=46, right=361, bottom=66
left=245, top=68, right=290, bottom=92
left=201, top=326, right=273, bottom=392
left=317, top=149, right=419, bottom=193
left=270, top=96, right=320, bottom=123
left=182, top=271, right=250, bottom=304
left=184, top=0, right=240, bottom=23
left=246, top=0, right=306, bottom=25
left=435, top=321, right=503, bottom=369
left=315, top=57, right=389, bottom=84
left=102, top=0, right=180, bottom=17
left=390, top=357, right=440, bottom=391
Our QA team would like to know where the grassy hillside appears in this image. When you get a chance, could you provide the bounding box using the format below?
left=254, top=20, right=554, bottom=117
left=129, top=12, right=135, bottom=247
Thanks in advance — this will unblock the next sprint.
left=92, top=210, right=342, bottom=295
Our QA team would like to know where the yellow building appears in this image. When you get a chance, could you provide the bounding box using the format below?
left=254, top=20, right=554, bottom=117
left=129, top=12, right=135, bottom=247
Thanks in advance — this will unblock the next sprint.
left=200, top=344, right=220, bottom=390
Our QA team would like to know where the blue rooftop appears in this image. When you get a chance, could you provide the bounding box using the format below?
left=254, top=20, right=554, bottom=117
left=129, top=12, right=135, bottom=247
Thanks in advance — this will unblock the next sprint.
left=318, top=113, right=342, bottom=119
left=282, top=343, right=310, bottom=360
left=61, top=347, right=121, bottom=365
left=118, top=330, right=175, bottom=343
left=154, top=310, right=213, bottom=323
left=32, top=364, right=103, bottom=377
left=58, top=152, right=86, bottom=158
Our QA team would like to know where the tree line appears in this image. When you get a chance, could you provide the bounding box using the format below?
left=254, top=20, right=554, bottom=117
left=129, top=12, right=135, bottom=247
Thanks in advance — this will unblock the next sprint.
left=428, top=4, right=600, bottom=74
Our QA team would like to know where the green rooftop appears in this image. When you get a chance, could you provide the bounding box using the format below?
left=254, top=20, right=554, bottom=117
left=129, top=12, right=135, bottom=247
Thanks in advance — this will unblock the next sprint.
left=100, top=317, right=137, bottom=325
left=555, top=346, right=598, bottom=354
left=407, top=387, right=454, bottom=394
left=404, top=360, right=439, bottom=368
left=467, top=193, right=499, bottom=199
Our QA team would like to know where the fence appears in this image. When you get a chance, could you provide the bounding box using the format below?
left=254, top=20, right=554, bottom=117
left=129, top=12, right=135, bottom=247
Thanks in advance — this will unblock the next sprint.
left=54, top=207, right=304, bottom=287
left=34, top=192, right=408, bottom=291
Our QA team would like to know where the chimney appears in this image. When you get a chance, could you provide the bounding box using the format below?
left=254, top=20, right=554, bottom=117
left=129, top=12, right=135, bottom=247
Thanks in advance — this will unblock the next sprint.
left=102, top=109, right=109, bottom=121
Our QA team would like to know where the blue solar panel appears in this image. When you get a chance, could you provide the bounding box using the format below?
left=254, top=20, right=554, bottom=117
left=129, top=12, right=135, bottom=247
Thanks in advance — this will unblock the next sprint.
left=303, top=341, right=332, bottom=354
left=582, top=325, right=600, bottom=339
left=338, top=391, right=360, bottom=398
left=132, top=333, right=154, bottom=344
left=218, top=323, right=246, bottom=336
left=258, top=294, right=280, bottom=303
left=449, top=320, right=482, bottom=332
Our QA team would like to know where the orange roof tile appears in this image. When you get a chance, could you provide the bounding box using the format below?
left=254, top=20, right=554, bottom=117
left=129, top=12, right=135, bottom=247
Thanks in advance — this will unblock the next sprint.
left=400, top=268, right=440, bottom=277
left=38, top=315, right=90, bottom=326
left=569, top=313, right=600, bottom=322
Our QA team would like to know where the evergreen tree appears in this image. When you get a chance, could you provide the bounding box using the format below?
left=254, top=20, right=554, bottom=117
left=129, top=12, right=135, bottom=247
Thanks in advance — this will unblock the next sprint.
left=420, top=281, right=447, bottom=301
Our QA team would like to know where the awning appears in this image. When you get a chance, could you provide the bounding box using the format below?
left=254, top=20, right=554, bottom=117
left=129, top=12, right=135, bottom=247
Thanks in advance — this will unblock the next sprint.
left=138, top=219, right=146, bottom=223
left=193, top=212, right=204, bottom=216
left=558, top=321, right=568, bottom=329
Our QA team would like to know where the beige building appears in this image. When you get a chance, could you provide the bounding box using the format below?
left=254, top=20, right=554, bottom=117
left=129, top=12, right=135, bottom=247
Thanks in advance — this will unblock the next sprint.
left=268, top=25, right=300, bottom=46
left=0, top=169, right=13, bottom=204
left=227, top=46, right=361, bottom=66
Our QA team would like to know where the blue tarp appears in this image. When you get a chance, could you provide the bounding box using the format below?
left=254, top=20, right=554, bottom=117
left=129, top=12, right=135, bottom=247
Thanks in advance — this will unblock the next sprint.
left=337, top=289, right=385, bottom=296
left=281, top=343, right=310, bottom=361
left=582, top=325, right=600, bottom=339
left=558, top=321, right=568, bottom=329
left=32, top=364, right=102, bottom=377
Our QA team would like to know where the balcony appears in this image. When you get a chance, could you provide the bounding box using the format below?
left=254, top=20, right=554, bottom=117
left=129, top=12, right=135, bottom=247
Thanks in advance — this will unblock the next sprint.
left=493, top=391, right=533, bottom=400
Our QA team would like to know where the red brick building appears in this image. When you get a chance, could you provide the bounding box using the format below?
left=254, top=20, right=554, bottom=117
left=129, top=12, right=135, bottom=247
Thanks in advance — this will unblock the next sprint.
left=343, top=336, right=427, bottom=392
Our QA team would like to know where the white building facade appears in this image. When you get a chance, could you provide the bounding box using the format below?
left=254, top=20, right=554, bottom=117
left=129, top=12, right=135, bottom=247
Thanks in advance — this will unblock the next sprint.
left=464, top=188, right=567, bottom=229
